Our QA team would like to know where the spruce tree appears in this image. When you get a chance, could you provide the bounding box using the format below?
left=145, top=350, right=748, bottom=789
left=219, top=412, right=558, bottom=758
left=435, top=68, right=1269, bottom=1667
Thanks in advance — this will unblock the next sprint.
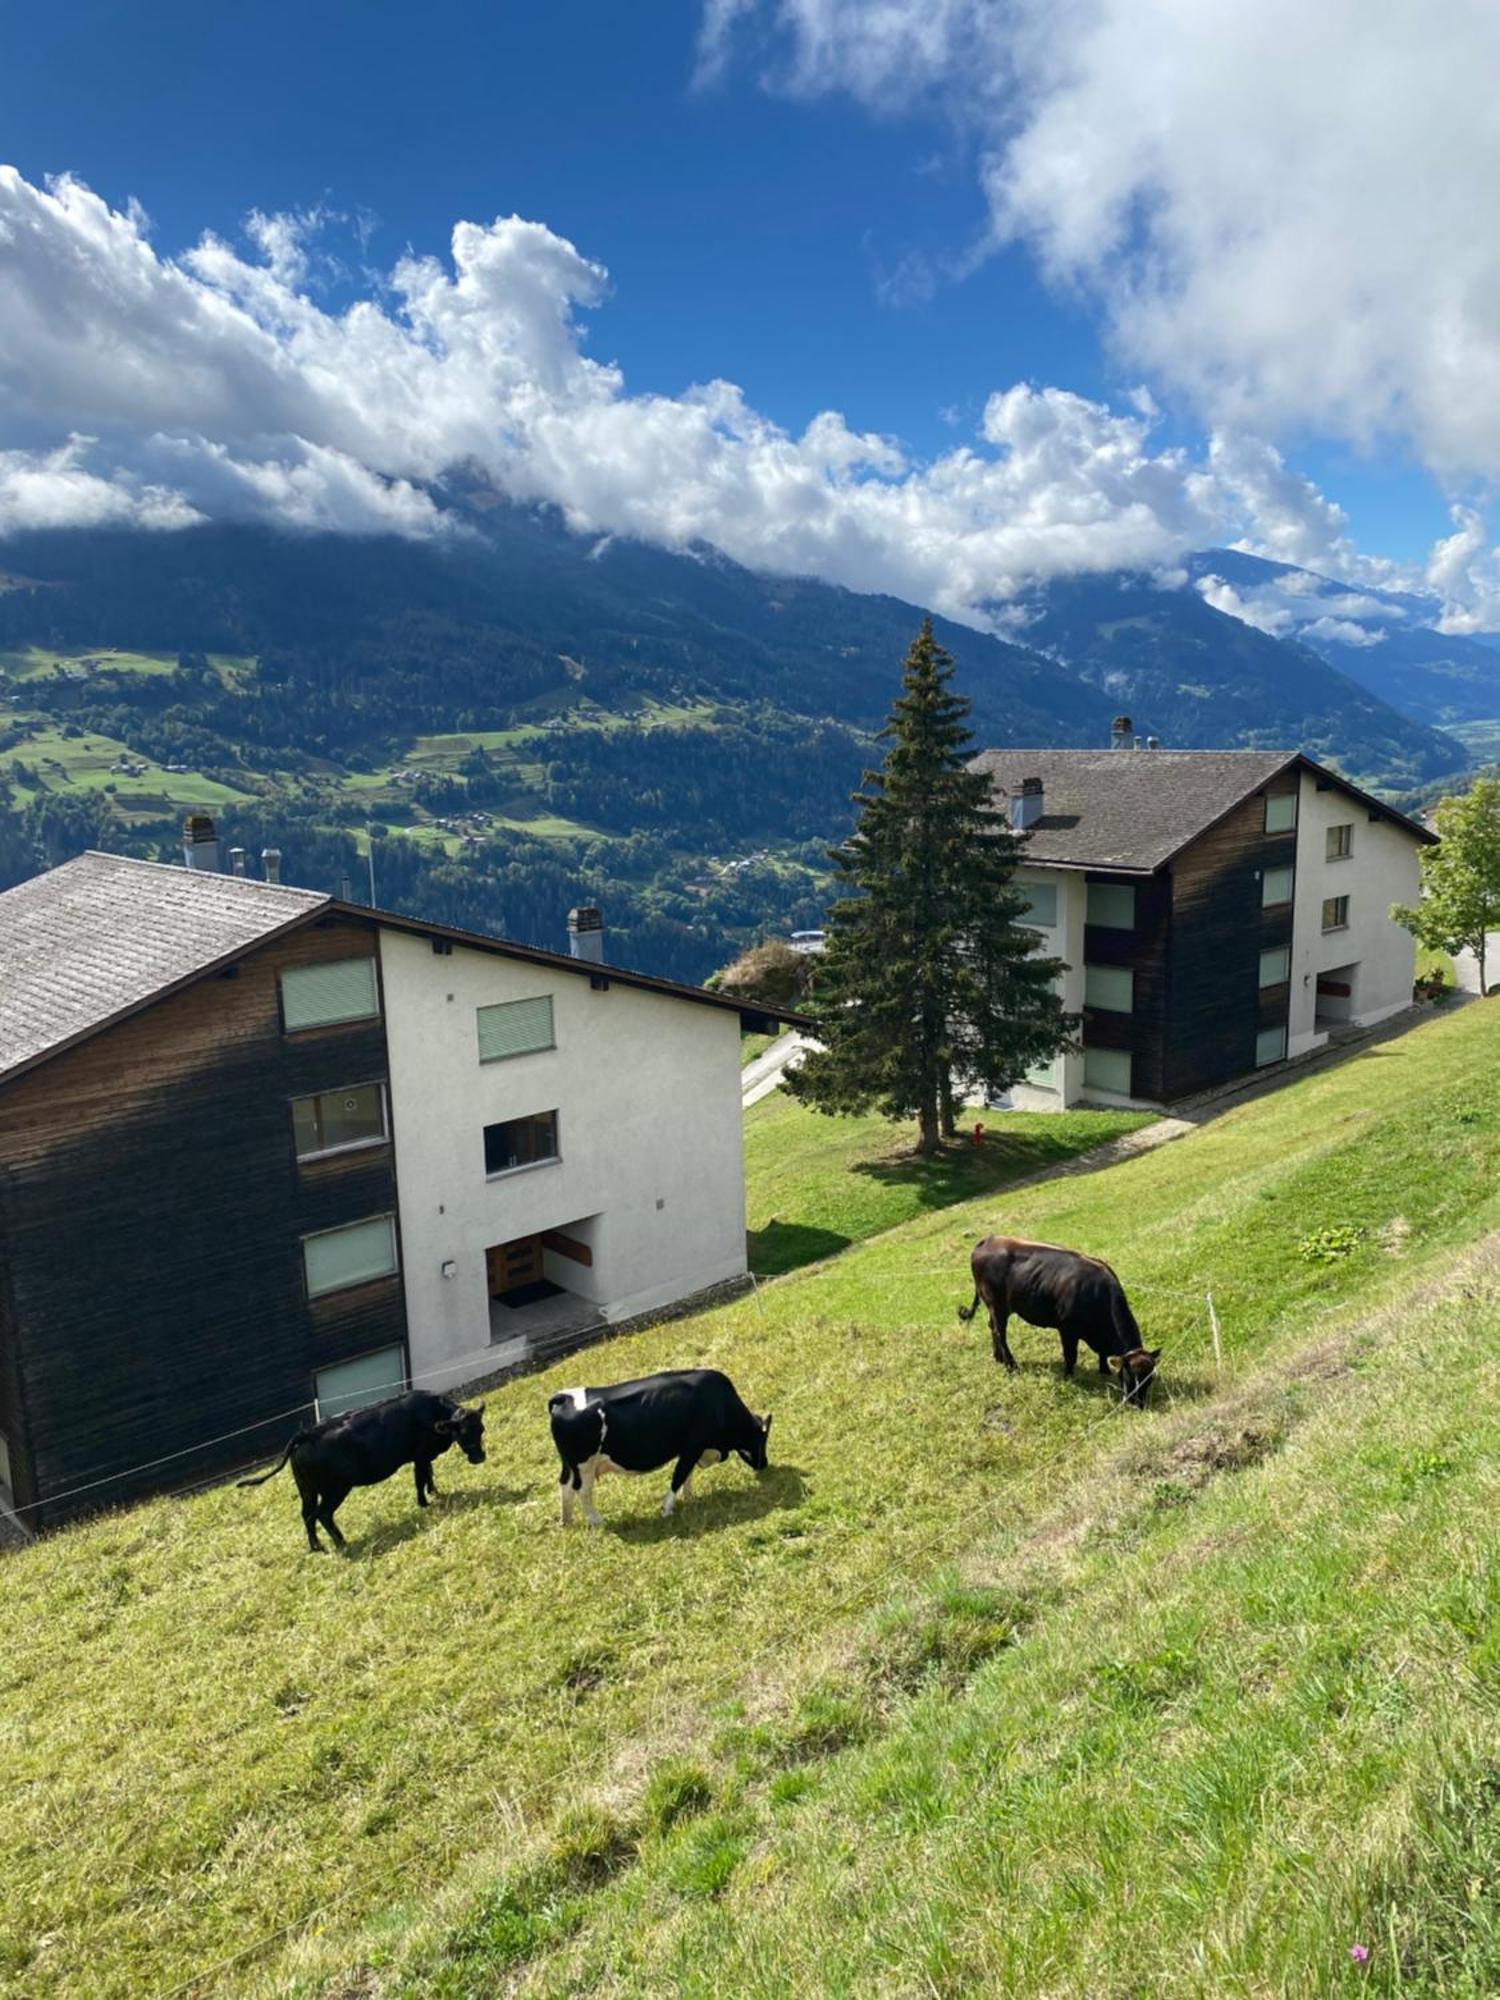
left=789, top=618, right=1073, bottom=1154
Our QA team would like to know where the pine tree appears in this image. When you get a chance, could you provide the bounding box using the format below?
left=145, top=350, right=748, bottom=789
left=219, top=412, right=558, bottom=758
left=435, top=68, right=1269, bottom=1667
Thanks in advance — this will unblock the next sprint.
left=789, top=618, right=1073, bottom=1154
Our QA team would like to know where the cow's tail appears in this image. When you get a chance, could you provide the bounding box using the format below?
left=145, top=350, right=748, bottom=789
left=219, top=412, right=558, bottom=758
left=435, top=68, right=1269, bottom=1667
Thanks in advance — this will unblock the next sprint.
left=236, top=1435, right=298, bottom=1487
left=957, top=1287, right=982, bottom=1325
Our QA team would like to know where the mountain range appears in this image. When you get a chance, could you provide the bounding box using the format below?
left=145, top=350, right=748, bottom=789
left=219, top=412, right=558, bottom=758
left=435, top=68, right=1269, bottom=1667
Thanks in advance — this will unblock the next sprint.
left=0, top=510, right=1484, bottom=980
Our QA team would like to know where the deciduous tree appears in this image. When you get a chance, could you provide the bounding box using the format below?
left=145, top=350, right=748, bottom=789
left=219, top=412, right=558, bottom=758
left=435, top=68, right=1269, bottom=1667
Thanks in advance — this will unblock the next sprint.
left=1393, top=776, right=1500, bottom=993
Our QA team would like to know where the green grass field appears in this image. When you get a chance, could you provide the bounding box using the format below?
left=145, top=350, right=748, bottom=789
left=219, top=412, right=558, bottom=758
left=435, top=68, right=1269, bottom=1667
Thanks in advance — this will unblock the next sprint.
left=744, top=1091, right=1151, bottom=1272
left=0, top=721, right=257, bottom=812
left=4, top=1002, right=1500, bottom=1997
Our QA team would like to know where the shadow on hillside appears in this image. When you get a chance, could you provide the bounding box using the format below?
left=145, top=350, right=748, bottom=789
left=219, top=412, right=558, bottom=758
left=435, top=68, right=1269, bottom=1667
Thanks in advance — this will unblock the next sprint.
left=349, top=1482, right=531, bottom=1558
left=604, top=1462, right=810, bottom=1543
left=850, top=1135, right=1091, bottom=1210
left=749, top=1221, right=852, bottom=1276
left=981, top=1357, right=1219, bottom=1410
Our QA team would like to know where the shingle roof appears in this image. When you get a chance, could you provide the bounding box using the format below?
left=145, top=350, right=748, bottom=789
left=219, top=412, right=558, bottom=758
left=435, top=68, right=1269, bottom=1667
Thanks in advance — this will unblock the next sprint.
left=0, top=853, right=327, bottom=1086
left=968, top=748, right=1433, bottom=872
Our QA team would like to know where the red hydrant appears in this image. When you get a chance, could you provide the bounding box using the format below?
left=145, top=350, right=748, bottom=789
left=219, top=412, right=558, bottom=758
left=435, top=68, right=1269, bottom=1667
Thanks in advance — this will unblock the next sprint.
left=972, top=1122, right=984, bottom=1147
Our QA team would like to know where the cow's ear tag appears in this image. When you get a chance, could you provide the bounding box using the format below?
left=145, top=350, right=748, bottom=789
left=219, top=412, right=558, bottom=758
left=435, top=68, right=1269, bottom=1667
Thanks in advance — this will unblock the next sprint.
left=1107, top=1355, right=1124, bottom=1373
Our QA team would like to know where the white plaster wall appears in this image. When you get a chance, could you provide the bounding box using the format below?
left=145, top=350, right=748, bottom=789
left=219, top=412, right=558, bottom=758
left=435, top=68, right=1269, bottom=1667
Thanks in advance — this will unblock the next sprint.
left=1007, top=866, right=1089, bottom=1111
left=1287, top=772, right=1422, bottom=1056
left=379, top=930, right=748, bottom=1393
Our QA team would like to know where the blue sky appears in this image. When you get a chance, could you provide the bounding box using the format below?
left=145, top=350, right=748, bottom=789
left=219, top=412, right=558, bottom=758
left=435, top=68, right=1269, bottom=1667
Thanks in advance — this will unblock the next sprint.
left=0, top=0, right=1495, bottom=627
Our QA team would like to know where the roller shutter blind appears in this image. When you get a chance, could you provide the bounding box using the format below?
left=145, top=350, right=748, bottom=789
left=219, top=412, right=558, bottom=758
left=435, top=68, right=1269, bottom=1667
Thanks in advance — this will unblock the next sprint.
left=1084, top=965, right=1134, bottom=1013
left=477, top=994, right=555, bottom=1063
left=315, top=1346, right=406, bottom=1419
left=281, top=958, right=379, bottom=1031
left=303, top=1214, right=399, bottom=1298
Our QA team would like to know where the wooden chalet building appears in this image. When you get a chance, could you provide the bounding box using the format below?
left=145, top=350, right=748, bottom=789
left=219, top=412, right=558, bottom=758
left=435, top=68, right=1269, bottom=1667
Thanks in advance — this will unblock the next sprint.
left=0, top=837, right=789, bottom=1529
left=972, top=732, right=1437, bottom=1111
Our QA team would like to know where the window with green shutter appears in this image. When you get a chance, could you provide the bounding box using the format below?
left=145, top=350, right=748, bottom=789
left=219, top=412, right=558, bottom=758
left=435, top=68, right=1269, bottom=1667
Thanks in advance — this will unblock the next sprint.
left=1086, top=881, right=1136, bottom=929
left=280, top=958, right=380, bottom=1032
left=302, top=1214, right=399, bottom=1298
left=477, top=994, right=555, bottom=1064
left=1083, top=1045, right=1133, bottom=1095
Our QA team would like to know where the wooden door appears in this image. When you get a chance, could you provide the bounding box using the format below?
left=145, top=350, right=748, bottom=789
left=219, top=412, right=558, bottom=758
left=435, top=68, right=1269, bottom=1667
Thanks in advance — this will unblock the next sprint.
left=487, top=1236, right=544, bottom=1296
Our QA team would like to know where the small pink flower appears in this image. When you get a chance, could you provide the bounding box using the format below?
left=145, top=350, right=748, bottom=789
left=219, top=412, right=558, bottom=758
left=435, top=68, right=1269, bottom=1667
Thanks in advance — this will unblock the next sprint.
left=1349, top=1945, right=1370, bottom=1966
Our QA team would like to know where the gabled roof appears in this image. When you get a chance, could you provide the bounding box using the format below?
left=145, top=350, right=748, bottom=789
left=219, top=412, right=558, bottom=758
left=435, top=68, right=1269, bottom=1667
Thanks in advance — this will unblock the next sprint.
left=0, top=853, right=327, bottom=1088
left=968, top=748, right=1437, bottom=873
left=0, top=851, right=808, bottom=1092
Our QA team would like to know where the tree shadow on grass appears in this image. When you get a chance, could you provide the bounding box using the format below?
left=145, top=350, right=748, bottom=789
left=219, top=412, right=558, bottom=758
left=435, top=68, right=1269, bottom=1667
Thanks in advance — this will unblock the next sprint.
left=748, top=1221, right=852, bottom=1277
left=850, top=1132, right=1107, bottom=1212
left=602, top=1463, right=810, bottom=1544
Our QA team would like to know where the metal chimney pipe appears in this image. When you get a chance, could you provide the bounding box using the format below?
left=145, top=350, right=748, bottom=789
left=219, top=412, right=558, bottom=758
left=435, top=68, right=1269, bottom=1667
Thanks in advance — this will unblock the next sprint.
left=567, top=905, right=606, bottom=964
left=261, top=848, right=282, bottom=885
left=228, top=847, right=247, bottom=876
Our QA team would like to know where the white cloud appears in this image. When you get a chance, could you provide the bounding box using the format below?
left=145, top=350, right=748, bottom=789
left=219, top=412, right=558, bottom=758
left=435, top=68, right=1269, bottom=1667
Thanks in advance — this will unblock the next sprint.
left=708, top=2, right=1500, bottom=485
left=1194, top=575, right=1292, bottom=636
left=3, top=162, right=1499, bottom=633
left=0, top=437, right=200, bottom=534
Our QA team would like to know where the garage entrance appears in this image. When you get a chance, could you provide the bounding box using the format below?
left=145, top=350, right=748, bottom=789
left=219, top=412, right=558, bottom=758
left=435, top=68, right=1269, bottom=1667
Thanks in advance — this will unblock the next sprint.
left=485, top=1219, right=600, bottom=1360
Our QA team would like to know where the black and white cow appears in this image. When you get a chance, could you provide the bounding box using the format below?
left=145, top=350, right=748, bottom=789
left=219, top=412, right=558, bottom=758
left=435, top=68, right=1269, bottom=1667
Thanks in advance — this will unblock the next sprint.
left=238, top=1390, right=487, bottom=1550
left=548, top=1368, right=771, bottom=1526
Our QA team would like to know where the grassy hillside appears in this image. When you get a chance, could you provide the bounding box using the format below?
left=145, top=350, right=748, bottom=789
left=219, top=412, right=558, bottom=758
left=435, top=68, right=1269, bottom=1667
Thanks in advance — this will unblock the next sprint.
left=4, top=1002, right=1500, bottom=1997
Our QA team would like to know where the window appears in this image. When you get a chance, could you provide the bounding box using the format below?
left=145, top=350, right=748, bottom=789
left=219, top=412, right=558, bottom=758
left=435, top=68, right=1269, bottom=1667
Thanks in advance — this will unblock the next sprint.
left=1017, top=881, right=1058, bottom=929
left=315, top=1346, right=406, bottom=1420
left=0, top=1429, right=12, bottom=1498
left=1264, top=792, right=1298, bottom=833
left=1084, top=964, right=1134, bottom=1013
left=477, top=994, right=555, bottom=1064
left=292, top=1082, right=387, bottom=1160
left=1083, top=1045, right=1133, bottom=1095
left=1086, top=881, right=1136, bottom=929
left=1326, top=822, right=1353, bottom=860
left=1256, top=1024, right=1288, bottom=1066
left=1259, top=946, right=1291, bottom=988
left=1322, top=895, right=1350, bottom=932
left=280, top=958, right=379, bottom=1032
left=484, top=1110, right=560, bottom=1176
left=1023, top=1056, right=1060, bottom=1092
left=1262, top=865, right=1295, bottom=908
left=302, top=1214, right=399, bottom=1299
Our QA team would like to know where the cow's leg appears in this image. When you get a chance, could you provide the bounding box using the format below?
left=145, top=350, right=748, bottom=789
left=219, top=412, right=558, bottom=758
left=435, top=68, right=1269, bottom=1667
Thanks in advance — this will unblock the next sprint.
left=414, top=1459, right=435, bottom=1507
left=318, top=1481, right=351, bottom=1550
left=559, top=1463, right=578, bottom=1526
left=578, top=1458, right=603, bottom=1528
left=662, top=1451, right=702, bottom=1518
left=293, top=1464, right=324, bottom=1553
left=1098, top=1346, right=1111, bottom=1378
left=991, top=1308, right=1018, bottom=1372
left=1060, top=1331, right=1080, bottom=1377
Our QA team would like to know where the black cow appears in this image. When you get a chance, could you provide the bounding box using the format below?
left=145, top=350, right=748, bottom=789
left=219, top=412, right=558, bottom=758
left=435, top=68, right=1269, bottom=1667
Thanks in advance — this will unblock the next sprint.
left=238, top=1390, right=487, bottom=1550
left=549, top=1368, right=771, bottom=1526
left=958, top=1234, right=1161, bottom=1406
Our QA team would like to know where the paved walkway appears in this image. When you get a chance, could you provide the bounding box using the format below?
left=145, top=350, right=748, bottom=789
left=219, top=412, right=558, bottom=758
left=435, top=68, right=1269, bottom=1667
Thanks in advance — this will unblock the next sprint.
left=1454, top=933, right=1500, bottom=995
left=742, top=1031, right=815, bottom=1108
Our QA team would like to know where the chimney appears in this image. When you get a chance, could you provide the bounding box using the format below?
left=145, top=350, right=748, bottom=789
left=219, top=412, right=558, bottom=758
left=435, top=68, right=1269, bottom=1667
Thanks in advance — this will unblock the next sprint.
left=182, top=814, right=221, bottom=872
left=228, top=846, right=247, bottom=876
left=1146, top=736, right=1161, bottom=750
left=567, top=905, right=606, bottom=964
left=1110, top=715, right=1133, bottom=751
left=1010, top=774, right=1045, bottom=831
left=261, top=848, right=282, bottom=885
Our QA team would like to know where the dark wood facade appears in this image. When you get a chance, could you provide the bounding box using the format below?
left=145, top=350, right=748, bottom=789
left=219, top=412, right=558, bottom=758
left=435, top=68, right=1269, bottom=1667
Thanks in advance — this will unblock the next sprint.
left=0, top=912, right=408, bottom=1526
left=1076, top=770, right=1301, bottom=1105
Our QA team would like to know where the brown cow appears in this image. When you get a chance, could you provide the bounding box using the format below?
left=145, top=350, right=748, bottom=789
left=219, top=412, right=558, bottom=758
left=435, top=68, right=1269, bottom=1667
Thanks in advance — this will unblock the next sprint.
left=958, top=1235, right=1161, bottom=1405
